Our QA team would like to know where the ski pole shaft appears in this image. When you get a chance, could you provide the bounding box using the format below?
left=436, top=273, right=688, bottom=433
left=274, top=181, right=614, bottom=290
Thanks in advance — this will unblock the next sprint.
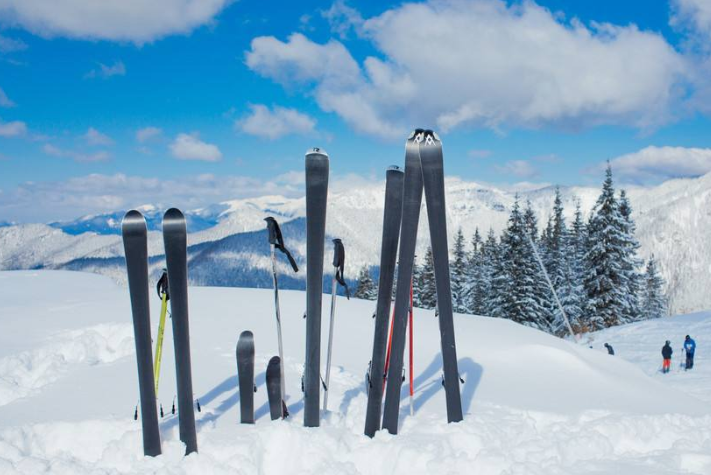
left=408, top=281, right=414, bottom=416
left=270, top=246, right=286, bottom=415
left=323, top=272, right=338, bottom=412
left=153, top=291, right=168, bottom=395
left=383, top=303, right=396, bottom=388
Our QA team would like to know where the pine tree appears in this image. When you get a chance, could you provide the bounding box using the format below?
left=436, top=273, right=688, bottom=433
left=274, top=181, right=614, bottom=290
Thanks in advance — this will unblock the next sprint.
left=450, top=228, right=467, bottom=313
left=618, top=190, right=643, bottom=322
left=481, top=228, right=500, bottom=317
left=353, top=265, right=377, bottom=300
left=417, top=246, right=437, bottom=310
left=465, top=228, right=485, bottom=315
left=641, top=255, right=667, bottom=319
left=583, top=165, right=628, bottom=330
left=524, top=200, right=557, bottom=332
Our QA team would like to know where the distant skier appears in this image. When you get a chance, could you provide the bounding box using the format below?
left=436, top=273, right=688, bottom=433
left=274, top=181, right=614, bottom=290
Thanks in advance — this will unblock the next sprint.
left=684, top=335, right=696, bottom=370
left=661, top=341, right=673, bottom=373
left=604, top=343, right=615, bottom=355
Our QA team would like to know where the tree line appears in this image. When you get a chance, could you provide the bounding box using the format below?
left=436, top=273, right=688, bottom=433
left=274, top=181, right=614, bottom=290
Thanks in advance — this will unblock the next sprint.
left=354, top=165, right=668, bottom=335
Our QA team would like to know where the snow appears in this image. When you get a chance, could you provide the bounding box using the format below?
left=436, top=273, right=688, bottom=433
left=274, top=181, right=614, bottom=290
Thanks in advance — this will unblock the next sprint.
left=0, top=270, right=710, bottom=474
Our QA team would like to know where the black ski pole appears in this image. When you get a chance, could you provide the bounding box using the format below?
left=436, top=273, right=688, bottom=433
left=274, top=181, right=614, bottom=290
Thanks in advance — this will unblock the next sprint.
left=323, top=238, right=349, bottom=412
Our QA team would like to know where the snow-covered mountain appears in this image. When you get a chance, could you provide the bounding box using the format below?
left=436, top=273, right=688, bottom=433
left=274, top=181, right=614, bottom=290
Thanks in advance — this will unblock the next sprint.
left=0, top=174, right=709, bottom=314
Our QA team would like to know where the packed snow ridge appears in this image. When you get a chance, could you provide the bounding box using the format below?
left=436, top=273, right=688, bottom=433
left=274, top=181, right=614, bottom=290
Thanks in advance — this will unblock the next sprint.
left=0, top=271, right=710, bottom=474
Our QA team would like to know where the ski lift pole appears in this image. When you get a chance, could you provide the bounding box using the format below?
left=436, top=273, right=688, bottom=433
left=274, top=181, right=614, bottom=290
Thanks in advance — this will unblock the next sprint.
left=526, top=233, right=576, bottom=340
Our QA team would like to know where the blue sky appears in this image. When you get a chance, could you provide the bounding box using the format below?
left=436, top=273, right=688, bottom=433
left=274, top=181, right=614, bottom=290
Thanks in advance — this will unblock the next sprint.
left=1, top=0, right=711, bottom=221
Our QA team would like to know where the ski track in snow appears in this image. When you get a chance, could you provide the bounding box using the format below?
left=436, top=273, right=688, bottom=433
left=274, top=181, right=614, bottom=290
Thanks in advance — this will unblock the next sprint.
left=0, top=271, right=710, bottom=474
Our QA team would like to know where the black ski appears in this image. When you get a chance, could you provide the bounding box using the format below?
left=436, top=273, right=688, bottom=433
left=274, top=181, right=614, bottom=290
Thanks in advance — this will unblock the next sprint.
left=382, top=131, right=425, bottom=434
left=266, top=356, right=283, bottom=420
left=163, top=208, right=198, bottom=454
left=303, top=147, right=329, bottom=427
left=122, top=210, right=162, bottom=457
left=419, top=131, right=463, bottom=423
left=364, top=166, right=404, bottom=438
left=236, top=330, right=255, bottom=424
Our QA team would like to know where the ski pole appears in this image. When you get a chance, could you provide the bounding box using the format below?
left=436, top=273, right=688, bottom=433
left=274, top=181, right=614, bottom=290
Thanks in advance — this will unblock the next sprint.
left=323, top=238, right=350, bottom=412
left=408, top=279, right=414, bottom=416
left=153, top=269, right=169, bottom=396
left=265, top=217, right=298, bottom=417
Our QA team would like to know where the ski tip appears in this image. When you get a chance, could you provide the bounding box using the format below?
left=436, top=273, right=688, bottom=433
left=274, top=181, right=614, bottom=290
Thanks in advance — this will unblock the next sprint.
left=121, top=210, right=146, bottom=235
left=305, top=147, right=328, bottom=159
left=387, top=165, right=403, bottom=174
left=239, top=330, right=254, bottom=340
left=163, top=207, right=185, bottom=221
left=268, top=355, right=281, bottom=365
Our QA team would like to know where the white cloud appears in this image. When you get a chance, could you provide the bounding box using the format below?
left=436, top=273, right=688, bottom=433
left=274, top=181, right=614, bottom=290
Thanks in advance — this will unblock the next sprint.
left=236, top=104, right=316, bottom=140
left=322, top=0, right=363, bottom=39
left=672, top=0, right=711, bottom=42
left=136, top=126, right=162, bottom=143
left=169, top=133, right=222, bottom=161
left=42, top=143, right=110, bottom=162
left=0, top=34, right=27, bottom=53
left=0, top=172, right=311, bottom=222
left=495, top=160, right=539, bottom=178
left=84, top=61, right=126, bottom=79
left=0, top=87, right=14, bottom=107
left=0, top=0, right=230, bottom=44
left=606, top=146, right=711, bottom=184
left=246, top=0, right=691, bottom=139
left=468, top=149, right=492, bottom=159
left=0, top=118, right=26, bottom=136
left=83, top=127, right=113, bottom=146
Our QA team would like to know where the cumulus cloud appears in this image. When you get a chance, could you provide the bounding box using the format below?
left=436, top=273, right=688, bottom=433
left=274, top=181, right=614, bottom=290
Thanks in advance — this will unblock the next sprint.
left=246, top=0, right=691, bottom=139
left=83, top=127, right=113, bottom=146
left=0, top=87, right=14, bottom=107
left=0, top=0, right=230, bottom=44
left=84, top=61, right=126, bottom=79
left=0, top=118, right=26, bottom=136
left=495, top=160, right=539, bottom=178
left=136, top=126, right=162, bottom=143
left=236, top=104, right=316, bottom=140
left=672, top=0, right=711, bottom=42
left=42, top=144, right=110, bottom=162
left=169, top=133, right=222, bottom=161
left=605, top=146, right=711, bottom=184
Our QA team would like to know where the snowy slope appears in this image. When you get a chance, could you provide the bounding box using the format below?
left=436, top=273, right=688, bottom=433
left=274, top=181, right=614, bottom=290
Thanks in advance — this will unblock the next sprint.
left=0, top=271, right=710, bottom=474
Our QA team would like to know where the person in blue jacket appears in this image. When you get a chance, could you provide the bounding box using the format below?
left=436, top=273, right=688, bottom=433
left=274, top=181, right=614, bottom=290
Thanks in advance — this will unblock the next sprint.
left=684, top=335, right=696, bottom=370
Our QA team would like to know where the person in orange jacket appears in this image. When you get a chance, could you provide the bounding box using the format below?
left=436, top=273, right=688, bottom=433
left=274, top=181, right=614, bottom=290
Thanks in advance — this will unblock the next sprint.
left=661, top=341, right=673, bottom=374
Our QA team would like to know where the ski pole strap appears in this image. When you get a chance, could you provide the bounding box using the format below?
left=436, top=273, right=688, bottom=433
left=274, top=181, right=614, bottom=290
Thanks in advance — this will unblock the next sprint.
left=265, top=217, right=299, bottom=272
left=156, top=270, right=170, bottom=300
left=331, top=238, right=350, bottom=299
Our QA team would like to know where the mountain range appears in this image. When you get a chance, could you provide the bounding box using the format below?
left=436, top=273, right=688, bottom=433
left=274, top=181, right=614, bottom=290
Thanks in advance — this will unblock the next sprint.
left=1, top=173, right=709, bottom=315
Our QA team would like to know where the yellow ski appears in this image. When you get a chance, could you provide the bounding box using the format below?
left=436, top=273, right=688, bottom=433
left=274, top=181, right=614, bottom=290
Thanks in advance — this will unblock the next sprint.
left=154, top=270, right=169, bottom=395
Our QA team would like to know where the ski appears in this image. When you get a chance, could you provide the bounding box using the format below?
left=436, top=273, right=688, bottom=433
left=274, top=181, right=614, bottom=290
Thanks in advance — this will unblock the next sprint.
left=382, top=131, right=425, bottom=434
left=419, top=130, right=463, bottom=423
left=121, top=210, right=161, bottom=457
left=303, top=147, right=329, bottom=427
left=266, top=356, right=283, bottom=420
left=265, top=217, right=298, bottom=419
left=364, top=166, right=404, bottom=438
left=236, top=330, right=256, bottom=424
left=162, top=208, right=198, bottom=454
left=322, top=238, right=349, bottom=412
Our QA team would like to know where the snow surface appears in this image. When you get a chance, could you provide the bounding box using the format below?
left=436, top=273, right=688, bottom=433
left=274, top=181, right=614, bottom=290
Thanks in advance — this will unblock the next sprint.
left=0, top=271, right=710, bottom=474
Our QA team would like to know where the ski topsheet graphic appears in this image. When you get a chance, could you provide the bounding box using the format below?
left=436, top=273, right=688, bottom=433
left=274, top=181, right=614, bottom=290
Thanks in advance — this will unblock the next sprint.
left=122, top=210, right=161, bottom=457
left=303, top=148, right=329, bottom=428
left=236, top=330, right=256, bottom=424
left=163, top=208, right=198, bottom=454
left=364, top=166, right=404, bottom=438
left=382, top=130, right=463, bottom=435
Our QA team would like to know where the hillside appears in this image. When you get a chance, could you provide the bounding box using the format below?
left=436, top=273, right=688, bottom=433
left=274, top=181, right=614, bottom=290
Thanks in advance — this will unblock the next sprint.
left=1, top=173, right=710, bottom=313
left=0, top=271, right=710, bottom=474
